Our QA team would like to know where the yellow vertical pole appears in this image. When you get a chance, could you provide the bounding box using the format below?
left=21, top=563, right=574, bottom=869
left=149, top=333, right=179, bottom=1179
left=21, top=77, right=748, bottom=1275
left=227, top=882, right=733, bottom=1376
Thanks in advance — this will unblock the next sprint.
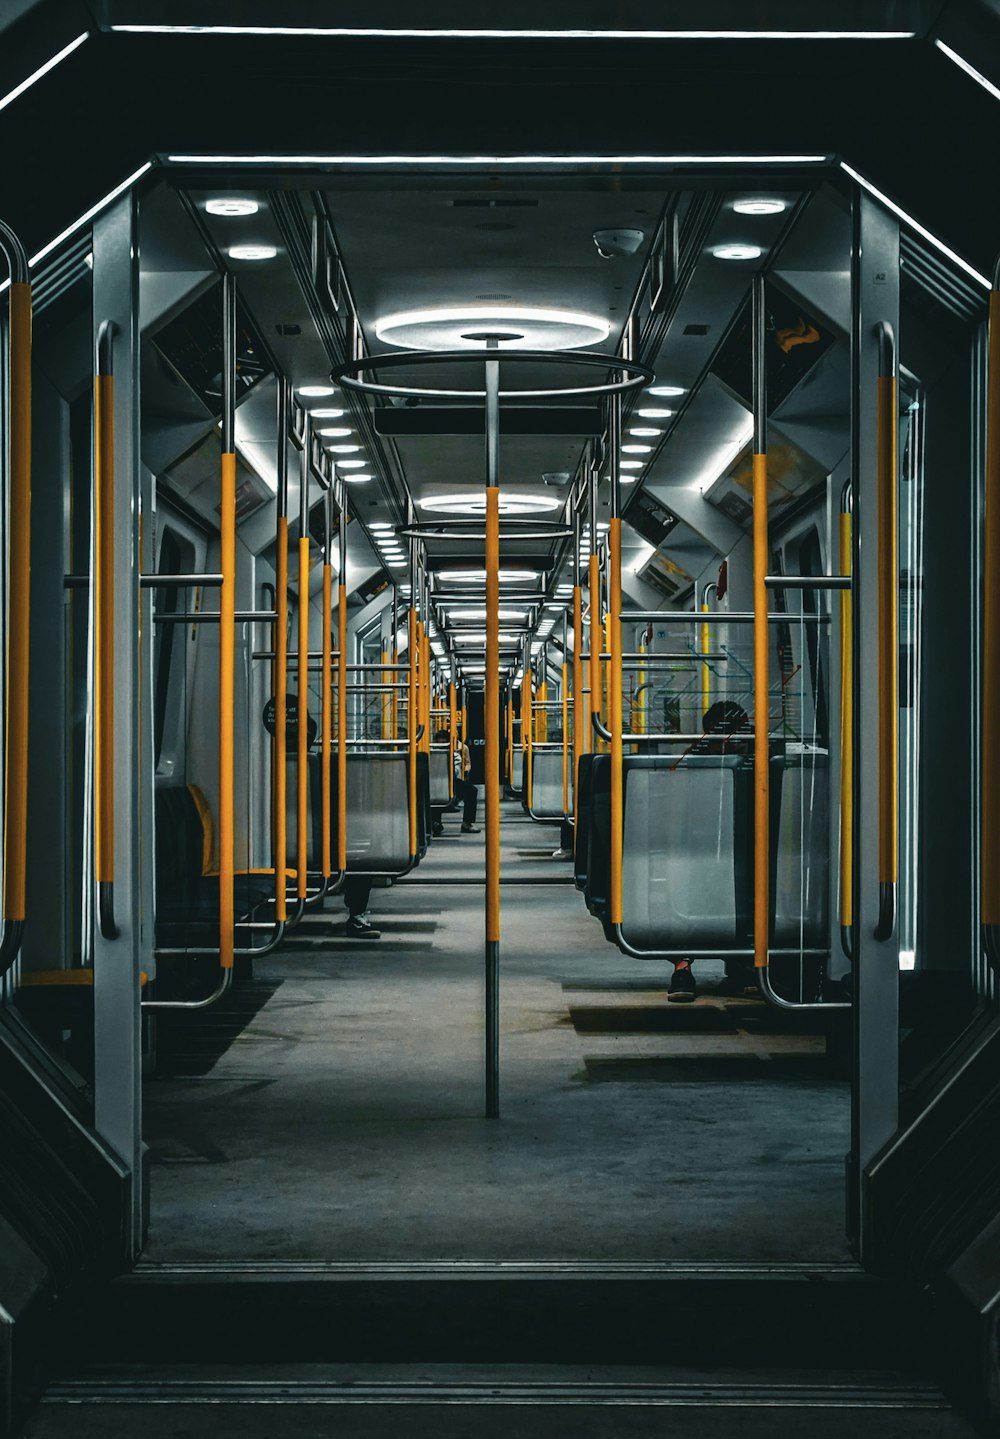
left=700, top=602, right=711, bottom=714
left=486, top=486, right=501, bottom=943
left=572, top=582, right=585, bottom=845
left=274, top=515, right=288, bottom=920
left=609, top=518, right=623, bottom=925
left=637, top=639, right=646, bottom=737
left=752, top=274, right=770, bottom=969
left=524, top=662, right=533, bottom=811
left=561, top=660, right=569, bottom=818
left=337, top=580, right=347, bottom=874
left=588, top=553, right=600, bottom=745
left=297, top=536, right=310, bottom=900
left=381, top=648, right=390, bottom=740
left=537, top=676, right=548, bottom=743
left=407, top=607, right=418, bottom=859
left=449, top=682, right=457, bottom=798
left=321, top=559, right=332, bottom=878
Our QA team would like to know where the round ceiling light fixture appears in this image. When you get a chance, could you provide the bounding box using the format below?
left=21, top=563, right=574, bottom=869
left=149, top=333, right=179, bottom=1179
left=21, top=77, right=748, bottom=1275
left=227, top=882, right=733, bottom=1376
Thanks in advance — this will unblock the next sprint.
left=420, top=491, right=561, bottom=516
left=637, top=406, right=674, bottom=418
left=622, top=443, right=653, bottom=454
left=336, top=459, right=367, bottom=469
left=630, top=427, right=663, bottom=437
left=328, top=443, right=361, bottom=454
left=206, top=197, right=259, bottom=217
left=712, top=243, right=762, bottom=261
left=446, top=608, right=528, bottom=622
left=620, top=459, right=644, bottom=470
left=227, top=244, right=277, bottom=261
left=343, top=473, right=373, bottom=484
left=732, top=198, right=787, bottom=216
left=299, top=385, right=336, bottom=398
left=373, top=305, right=611, bottom=352
left=308, top=407, right=346, bottom=418
left=317, top=427, right=353, bottom=438
left=648, top=385, right=685, bottom=398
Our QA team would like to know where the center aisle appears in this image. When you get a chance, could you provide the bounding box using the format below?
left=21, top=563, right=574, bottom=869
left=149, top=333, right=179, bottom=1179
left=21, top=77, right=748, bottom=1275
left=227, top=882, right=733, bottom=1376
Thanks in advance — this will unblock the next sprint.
left=143, top=800, right=849, bottom=1263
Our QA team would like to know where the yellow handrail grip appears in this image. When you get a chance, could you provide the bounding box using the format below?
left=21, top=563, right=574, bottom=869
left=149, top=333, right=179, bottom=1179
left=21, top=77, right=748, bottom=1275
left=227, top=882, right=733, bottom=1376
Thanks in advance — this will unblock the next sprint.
left=752, top=451, right=770, bottom=968
left=94, top=372, right=115, bottom=886
left=3, top=282, right=31, bottom=921
left=877, top=374, right=898, bottom=886
left=485, top=484, right=501, bottom=944
left=588, top=555, right=601, bottom=719
left=337, top=582, right=348, bottom=872
left=839, top=509, right=854, bottom=929
left=609, top=518, right=623, bottom=925
left=408, top=607, right=418, bottom=858
left=219, top=452, right=237, bottom=968
left=297, top=536, right=310, bottom=900
left=274, top=516, right=288, bottom=920
left=321, top=562, right=333, bottom=876
left=984, top=290, right=1000, bottom=925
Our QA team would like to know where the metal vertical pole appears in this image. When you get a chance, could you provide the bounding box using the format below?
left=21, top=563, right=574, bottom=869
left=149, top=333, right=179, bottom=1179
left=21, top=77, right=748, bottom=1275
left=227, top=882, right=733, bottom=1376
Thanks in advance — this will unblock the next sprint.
left=219, top=273, right=237, bottom=967
left=337, top=474, right=348, bottom=874
left=321, top=483, right=333, bottom=878
left=751, top=272, right=770, bottom=969
left=484, top=344, right=501, bottom=1119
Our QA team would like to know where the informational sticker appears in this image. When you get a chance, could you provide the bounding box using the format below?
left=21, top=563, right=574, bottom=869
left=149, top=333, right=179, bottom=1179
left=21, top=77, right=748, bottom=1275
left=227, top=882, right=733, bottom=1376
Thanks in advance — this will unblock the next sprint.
left=262, top=696, right=318, bottom=748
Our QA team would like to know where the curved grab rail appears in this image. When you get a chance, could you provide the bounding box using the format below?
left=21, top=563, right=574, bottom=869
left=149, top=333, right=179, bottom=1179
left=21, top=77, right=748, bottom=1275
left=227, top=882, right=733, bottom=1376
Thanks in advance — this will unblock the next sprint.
left=95, top=321, right=118, bottom=941
left=0, top=221, right=30, bottom=976
left=983, top=261, right=1000, bottom=970
left=839, top=482, right=854, bottom=960
left=874, top=321, right=898, bottom=943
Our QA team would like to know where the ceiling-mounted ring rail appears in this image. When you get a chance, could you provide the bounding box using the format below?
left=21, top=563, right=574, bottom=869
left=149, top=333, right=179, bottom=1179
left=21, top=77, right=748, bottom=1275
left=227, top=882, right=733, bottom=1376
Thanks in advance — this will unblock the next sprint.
left=332, top=348, right=653, bottom=402
left=397, top=519, right=574, bottom=543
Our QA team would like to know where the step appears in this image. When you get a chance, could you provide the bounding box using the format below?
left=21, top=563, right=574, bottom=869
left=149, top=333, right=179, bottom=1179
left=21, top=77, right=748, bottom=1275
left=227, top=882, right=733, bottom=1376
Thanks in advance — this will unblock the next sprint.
left=65, top=1261, right=931, bottom=1372
left=27, top=1363, right=979, bottom=1439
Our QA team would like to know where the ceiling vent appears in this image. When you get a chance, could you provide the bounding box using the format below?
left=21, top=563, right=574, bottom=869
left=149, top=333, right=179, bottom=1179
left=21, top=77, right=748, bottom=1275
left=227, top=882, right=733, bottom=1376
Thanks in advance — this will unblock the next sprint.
left=476, top=292, right=513, bottom=300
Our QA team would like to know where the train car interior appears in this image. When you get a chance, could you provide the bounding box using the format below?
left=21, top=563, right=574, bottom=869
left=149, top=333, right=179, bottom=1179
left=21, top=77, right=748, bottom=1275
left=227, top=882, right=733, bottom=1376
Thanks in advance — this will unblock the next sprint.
left=3, top=5, right=1000, bottom=1436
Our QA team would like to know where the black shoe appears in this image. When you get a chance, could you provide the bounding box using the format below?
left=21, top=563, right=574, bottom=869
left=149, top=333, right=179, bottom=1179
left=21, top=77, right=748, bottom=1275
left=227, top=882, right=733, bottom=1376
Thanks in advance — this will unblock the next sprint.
left=461, top=824, right=481, bottom=834
left=346, top=914, right=380, bottom=940
left=668, top=965, right=696, bottom=1003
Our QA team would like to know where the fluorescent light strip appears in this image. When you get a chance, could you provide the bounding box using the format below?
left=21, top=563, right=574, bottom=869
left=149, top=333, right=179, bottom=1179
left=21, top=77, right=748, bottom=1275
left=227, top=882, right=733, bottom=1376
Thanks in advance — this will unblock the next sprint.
left=118, top=25, right=913, bottom=38
left=840, top=161, right=989, bottom=290
left=0, top=161, right=154, bottom=294
left=168, top=152, right=829, bottom=166
left=0, top=32, right=89, bottom=114
left=935, top=39, right=1000, bottom=103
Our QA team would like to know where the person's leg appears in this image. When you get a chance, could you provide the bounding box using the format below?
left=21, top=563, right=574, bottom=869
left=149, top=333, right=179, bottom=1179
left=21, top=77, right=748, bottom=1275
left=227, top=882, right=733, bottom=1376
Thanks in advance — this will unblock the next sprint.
left=343, top=875, right=379, bottom=939
left=461, top=780, right=480, bottom=831
left=668, top=958, right=696, bottom=1002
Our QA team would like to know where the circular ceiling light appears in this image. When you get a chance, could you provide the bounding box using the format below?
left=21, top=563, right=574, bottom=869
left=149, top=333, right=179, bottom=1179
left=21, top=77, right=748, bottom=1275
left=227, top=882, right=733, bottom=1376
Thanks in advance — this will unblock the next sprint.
left=648, top=385, right=685, bottom=398
left=630, top=427, right=663, bottom=437
left=369, top=522, right=393, bottom=531
left=318, top=427, right=353, bottom=438
left=328, top=444, right=361, bottom=454
left=388, top=560, right=407, bottom=569
left=622, top=443, right=653, bottom=454
left=420, top=492, right=561, bottom=516
left=447, top=608, right=527, bottom=622
left=733, top=198, right=786, bottom=216
left=299, top=385, right=335, bottom=398
left=337, top=459, right=367, bottom=469
left=309, top=407, right=346, bottom=418
left=712, top=243, right=762, bottom=261
left=343, top=474, right=373, bottom=484
left=638, top=406, right=674, bottom=418
left=621, top=459, right=644, bottom=470
left=228, top=244, right=277, bottom=261
left=206, top=197, right=259, bottom=217
left=374, top=305, right=611, bottom=353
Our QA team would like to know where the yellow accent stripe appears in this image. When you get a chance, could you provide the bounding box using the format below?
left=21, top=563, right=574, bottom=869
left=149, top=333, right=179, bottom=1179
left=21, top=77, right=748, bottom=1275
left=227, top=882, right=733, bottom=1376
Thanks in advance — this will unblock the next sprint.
left=752, top=452, right=769, bottom=968
left=219, top=453, right=236, bottom=968
left=4, top=283, right=31, bottom=921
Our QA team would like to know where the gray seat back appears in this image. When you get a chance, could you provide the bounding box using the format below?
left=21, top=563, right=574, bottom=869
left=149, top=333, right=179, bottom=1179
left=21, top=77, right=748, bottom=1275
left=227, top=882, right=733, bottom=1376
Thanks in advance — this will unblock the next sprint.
left=429, top=748, right=451, bottom=806
left=772, top=752, right=829, bottom=947
left=530, top=748, right=569, bottom=819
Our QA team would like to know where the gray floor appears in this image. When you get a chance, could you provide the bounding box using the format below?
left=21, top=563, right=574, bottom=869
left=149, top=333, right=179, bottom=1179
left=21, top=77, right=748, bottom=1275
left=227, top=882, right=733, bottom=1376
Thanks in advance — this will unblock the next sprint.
left=142, top=801, right=851, bottom=1263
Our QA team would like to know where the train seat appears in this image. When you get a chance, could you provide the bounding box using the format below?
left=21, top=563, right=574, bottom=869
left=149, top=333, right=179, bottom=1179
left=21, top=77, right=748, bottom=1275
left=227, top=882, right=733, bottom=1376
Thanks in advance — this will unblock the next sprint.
left=772, top=751, right=829, bottom=948
left=330, top=753, right=416, bottom=875
left=529, top=748, right=570, bottom=821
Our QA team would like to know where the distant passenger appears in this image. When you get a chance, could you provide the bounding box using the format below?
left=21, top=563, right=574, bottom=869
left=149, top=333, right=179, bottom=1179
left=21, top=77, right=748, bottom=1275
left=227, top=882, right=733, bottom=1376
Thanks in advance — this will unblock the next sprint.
left=668, top=700, right=755, bottom=1003
left=343, top=874, right=380, bottom=940
left=453, top=725, right=480, bottom=834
